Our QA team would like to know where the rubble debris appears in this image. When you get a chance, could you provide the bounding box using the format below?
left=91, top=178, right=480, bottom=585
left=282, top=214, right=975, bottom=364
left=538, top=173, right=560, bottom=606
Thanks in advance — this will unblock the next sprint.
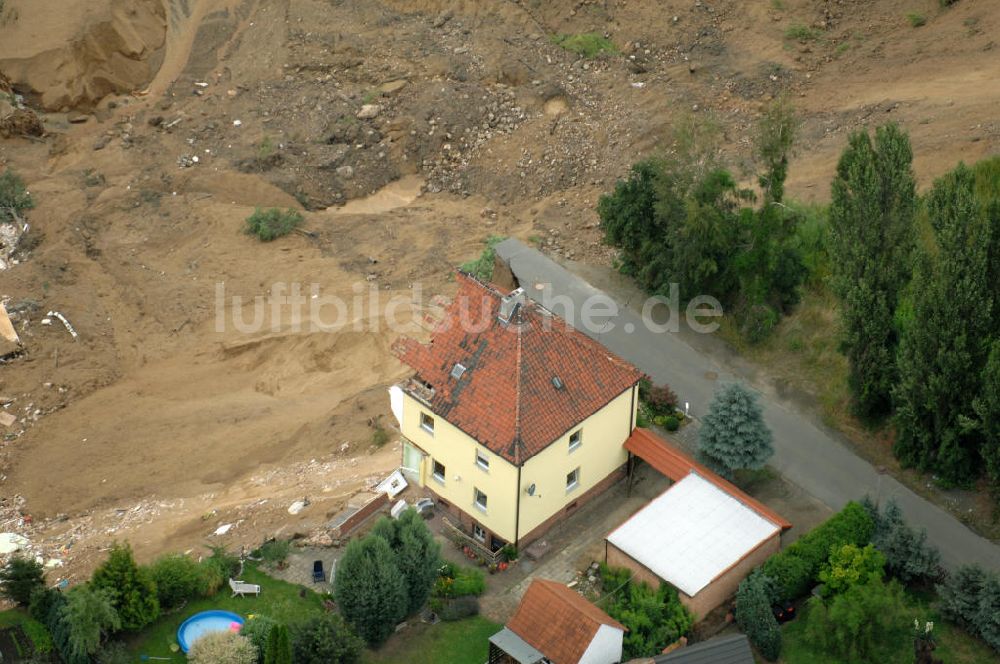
left=0, top=218, right=29, bottom=270
left=0, top=303, right=22, bottom=358
left=0, top=532, right=29, bottom=554
left=46, top=311, right=79, bottom=340
left=214, top=523, right=234, bottom=536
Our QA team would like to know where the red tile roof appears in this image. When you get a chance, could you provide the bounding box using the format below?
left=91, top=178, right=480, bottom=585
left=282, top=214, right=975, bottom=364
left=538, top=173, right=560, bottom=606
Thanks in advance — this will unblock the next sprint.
left=393, top=273, right=643, bottom=465
left=624, top=427, right=792, bottom=530
left=507, top=579, right=625, bottom=664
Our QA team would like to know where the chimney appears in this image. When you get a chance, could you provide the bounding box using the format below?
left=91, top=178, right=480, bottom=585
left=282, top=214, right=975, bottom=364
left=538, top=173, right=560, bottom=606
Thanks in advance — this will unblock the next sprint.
left=498, top=287, right=526, bottom=323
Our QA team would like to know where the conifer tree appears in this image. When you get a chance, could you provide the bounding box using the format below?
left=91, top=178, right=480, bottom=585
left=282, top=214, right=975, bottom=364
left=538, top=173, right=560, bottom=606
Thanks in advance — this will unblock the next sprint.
left=371, top=510, right=441, bottom=614
left=698, top=382, right=774, bottom=478
left=333, top=535, right=407, bottom=644
left=90, top=543, right=159, bottom=631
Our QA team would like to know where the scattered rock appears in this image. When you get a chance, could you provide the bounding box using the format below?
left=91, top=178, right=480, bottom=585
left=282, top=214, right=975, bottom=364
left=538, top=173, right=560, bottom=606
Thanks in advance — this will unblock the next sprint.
left=356, top=104, right=381, bottom=119
left=336, top=165, right=355, bottom=180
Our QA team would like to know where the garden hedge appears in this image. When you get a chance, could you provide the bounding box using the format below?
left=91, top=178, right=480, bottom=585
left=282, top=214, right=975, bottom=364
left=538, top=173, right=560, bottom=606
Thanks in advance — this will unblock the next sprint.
left=762, top=501, right=875, bottom=601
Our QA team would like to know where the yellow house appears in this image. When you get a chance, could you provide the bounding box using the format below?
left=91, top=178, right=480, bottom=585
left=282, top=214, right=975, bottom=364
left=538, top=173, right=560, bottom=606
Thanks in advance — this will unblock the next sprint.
left=390, top=273, right=643, bottom=552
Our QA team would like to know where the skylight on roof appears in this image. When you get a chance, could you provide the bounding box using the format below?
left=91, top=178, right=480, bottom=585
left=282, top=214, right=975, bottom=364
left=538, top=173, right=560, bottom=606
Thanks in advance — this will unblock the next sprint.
left=552, top=376, right=564, bottom=390
left=451, top=363, right=467, bottom=380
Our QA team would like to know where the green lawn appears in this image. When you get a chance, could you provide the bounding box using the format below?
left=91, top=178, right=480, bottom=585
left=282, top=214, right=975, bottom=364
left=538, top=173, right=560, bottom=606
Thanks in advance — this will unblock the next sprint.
left=364, top=616, right=501, bottom=664
left=0, top=608, right=53, bottom=655
left=780, top=591, right=1000, bottom=664
left=126, top=563, right=327, bottom=659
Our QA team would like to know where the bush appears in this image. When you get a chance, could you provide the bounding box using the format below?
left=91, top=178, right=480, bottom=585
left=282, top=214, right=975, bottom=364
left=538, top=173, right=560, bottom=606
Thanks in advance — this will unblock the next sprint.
left=188, top=631, right=257, bottom=664
left=440, top=596, right=479, bottom=621
left=290, top=613, right=364, bottom=664
left=459, top=235, right=505, bottom=281
left=907, top=12, right=926, bottom=27
left=863, top=497, right=942, bottom=583
left=762, top=501, right=875, bottom=601
left=804, top=577, right=908, bottom=661
left=550, top=33, right=616, bottom=58
left=599, top=564, right=694, bottom=659
left=736, top=572, right=781, bottom=661
left=663, top=415, right=680, bottom=431
left=90, top=543, right=159, bottom=631
left=818, top=543, right=885, bottom=596
left=784, top=24, right=820, bottom=41
left=244, top=208, right=303, bottom=241
left=644, top=382, right=678, bottom=415
left=0, top=169, right=34, bottom=222
left=433, top=565, right=485, bottom=599
left=200, top=545, right=241, bottom=595
left=257, top=540, right=291, bottom=567
left=0, top=555, right=45, bottom=606
left=740, top=303, right=779, bottom=344
left=500, top=544, right=518, bottom=562
left=938, top=564, right=1000, bottom=650
left=150, top=554, right=203, bottom=609
left=241, top=615, right=278, bottom=663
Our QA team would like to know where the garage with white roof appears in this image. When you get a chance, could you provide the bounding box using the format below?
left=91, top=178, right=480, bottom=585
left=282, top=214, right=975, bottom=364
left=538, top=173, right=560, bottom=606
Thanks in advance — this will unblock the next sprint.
left=606, top=471, right=783, bottom=618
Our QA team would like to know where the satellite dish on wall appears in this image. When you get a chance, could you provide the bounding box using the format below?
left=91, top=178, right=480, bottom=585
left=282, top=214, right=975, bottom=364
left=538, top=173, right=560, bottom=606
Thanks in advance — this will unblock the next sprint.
left=526, top=483, right=536, bottom=496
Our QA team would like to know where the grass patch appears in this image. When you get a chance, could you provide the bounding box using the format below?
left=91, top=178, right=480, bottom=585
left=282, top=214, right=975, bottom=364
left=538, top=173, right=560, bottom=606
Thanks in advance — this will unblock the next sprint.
left=781, top=589, right=1000, bottom=663
left=550, top=33, right=617, bottom=58
left=0, top=609, right=53, bottom=654
left=784, top=24, right=821, bottom=41
left=907, top=12, right=927, bottom=27
left=244, top=207, right=303, bottom=241
left=126, top=563, right=326, bottom=659
left=364, top=616, right=501, bottom=664
left=771, top=0, right=785, bottom=9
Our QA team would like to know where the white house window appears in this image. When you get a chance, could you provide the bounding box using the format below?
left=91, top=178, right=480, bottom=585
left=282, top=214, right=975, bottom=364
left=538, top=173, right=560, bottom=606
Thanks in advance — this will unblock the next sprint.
left=476, top=449, right=490, bottom=471
left=472, top=524, right=486, bottom=542
left=420, top=412, right=435, bottom=434
left=566, top=467, right=580, bottom=492
left=474, top=488, right=488, bottom=512
left=432, top=460, right=446, bottom=484
left=569, top=429, right=582, bottom=452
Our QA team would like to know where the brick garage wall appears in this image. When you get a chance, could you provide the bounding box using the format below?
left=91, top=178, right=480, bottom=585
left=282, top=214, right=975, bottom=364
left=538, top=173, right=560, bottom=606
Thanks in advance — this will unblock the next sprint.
left=605, top=531, right=781, bottom=619
left=518, top=463, right=626, bottom=548
left=683, top=531, right=780, bottom=618
left=606, top=541, right=663, bottom=589
left=334, top=492, right=389, bottom=539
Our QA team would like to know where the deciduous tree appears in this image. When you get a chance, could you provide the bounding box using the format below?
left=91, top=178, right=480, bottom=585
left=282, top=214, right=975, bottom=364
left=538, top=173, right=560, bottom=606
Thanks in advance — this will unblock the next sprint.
left=893, top=164, right=994, bottom=484
left=828, top=123, right=916, bottom=418
left=61, top=585, right=121, bottom=661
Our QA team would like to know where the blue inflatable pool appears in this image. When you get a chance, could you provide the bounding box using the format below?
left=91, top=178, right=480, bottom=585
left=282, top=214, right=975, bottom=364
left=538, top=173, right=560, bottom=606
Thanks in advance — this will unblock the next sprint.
left=177, top=610, right=245, bottom=653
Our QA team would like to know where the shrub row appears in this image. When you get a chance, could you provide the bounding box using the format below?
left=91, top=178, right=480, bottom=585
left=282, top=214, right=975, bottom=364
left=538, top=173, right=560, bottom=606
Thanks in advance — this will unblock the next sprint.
left=762, top=501, right=874, bottom=601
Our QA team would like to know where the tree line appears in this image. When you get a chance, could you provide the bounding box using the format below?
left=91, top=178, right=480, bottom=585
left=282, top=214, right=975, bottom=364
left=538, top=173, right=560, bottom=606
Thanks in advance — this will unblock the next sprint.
left=830, top=131, right=1000, bottom=488
left=599, top=110, right=1000, bottom=492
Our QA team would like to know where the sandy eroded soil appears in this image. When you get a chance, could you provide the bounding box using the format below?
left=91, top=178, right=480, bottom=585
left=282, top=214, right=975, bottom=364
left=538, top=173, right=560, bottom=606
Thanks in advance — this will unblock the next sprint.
left=1, top=0, right=998, bottom=580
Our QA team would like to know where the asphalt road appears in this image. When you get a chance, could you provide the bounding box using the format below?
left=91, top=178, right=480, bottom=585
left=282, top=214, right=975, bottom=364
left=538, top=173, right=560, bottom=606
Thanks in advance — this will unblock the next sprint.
left=495, top=238, right=999, bottom=571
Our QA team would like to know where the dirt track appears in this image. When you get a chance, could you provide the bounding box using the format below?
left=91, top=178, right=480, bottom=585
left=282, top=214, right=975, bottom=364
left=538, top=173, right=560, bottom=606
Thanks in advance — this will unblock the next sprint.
left=1, top=0, right=998, bottom=578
